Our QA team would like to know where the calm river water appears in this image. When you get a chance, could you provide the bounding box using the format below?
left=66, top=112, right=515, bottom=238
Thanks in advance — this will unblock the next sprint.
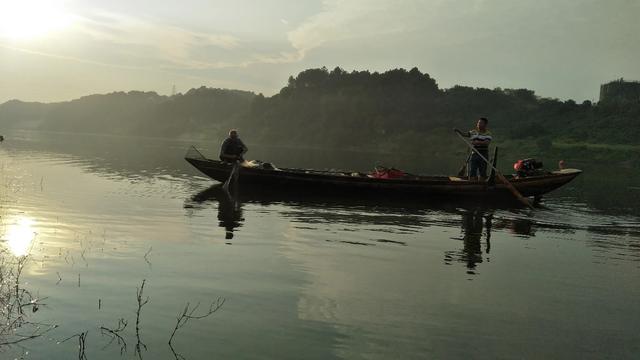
left=0, top=131, right=638, bottom=359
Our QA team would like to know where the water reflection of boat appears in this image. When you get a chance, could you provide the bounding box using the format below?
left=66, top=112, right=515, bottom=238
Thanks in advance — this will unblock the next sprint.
left=187, top=183, right=528, bottom=214
left=185, top=147, right=582, bottom=202
left=185, top=183, right=540, bottom=245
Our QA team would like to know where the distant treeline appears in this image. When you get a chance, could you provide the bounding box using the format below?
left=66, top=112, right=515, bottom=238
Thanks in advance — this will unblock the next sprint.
left=1, top=67, right=639, bottom=152
left=0, top=88, right=255, bottom=139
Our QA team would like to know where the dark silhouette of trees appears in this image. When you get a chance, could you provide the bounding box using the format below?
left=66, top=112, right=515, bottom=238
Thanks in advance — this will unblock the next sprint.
left=1, top=67, right=638, bottom=150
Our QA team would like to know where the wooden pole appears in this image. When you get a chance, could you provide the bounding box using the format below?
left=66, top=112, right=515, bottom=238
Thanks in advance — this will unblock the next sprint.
left=222, top=161, right=240, bottom=192
left=455, top=132, right=534, bottom=209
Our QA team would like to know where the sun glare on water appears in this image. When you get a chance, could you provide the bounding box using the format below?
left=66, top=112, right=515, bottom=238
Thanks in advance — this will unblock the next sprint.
left=4, top=217, right=37, bottom=257
left=0, top=0, right=74, bottom=40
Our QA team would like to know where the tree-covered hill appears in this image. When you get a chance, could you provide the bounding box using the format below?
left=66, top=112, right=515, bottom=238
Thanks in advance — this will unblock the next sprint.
left=1, top=67, right=638, bottom=154
left=245, top=67, right=640, bottom=151
left=0, top=88, right=256, bottom=139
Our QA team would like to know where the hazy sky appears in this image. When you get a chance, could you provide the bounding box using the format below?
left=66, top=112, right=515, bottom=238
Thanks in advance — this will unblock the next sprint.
left=0, top=0, right=638, bottom=103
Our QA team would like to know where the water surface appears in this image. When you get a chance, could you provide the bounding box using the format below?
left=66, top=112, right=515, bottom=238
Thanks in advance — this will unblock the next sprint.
left=1, top=131, right=638, bottom=359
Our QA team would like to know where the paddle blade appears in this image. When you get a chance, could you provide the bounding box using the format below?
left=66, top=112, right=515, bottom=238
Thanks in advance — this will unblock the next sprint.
left=222, top=162, right=239, bottom=191
left=496, top=173, right=534, bottom=209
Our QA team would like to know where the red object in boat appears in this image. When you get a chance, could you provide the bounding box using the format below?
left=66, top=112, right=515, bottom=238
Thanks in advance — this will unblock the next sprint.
left=513, top=160, right=524, bottom=171
left=372, top=167, right=405, bottom=179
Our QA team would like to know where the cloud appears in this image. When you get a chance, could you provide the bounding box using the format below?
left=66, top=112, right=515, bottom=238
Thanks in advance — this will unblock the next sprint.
left=4, top=0, right=638, bottom=101
left=69, top=10, right=310, bottom=70
left=280, top=0, right=457, bottom=63
left=0, top=42, right=144, bottom=70
left=74, top=11, right=240, bottom=67
left=4, top=2, right=400, bottom=72
left=127, top=0, right=483, bottom=69
left=287, top=0, right=386, bottom=57
left=227, top=0, right=399, bottom=67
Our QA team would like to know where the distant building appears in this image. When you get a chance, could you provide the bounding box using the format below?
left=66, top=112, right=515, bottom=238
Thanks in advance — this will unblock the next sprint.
left=599, top=78, right=640, bottom=103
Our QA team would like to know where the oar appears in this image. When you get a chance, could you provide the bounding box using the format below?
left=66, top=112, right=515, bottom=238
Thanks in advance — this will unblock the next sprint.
left=455, top=132, right=534, bottom=209
left=222, top=161, right=240, bottom=192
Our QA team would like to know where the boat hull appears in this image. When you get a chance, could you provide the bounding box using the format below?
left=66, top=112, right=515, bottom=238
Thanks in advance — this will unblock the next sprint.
left=185, top=155, right=582, bottom=200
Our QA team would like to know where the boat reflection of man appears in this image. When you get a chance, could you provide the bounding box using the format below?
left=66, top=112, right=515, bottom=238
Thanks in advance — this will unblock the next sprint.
left=218, top=193, right=243, bottom=242
left=219, top=129, right=248, bottom=163
left=188, top=185, right=244, bottom=242
left=445, top=209, right=492, bottom=274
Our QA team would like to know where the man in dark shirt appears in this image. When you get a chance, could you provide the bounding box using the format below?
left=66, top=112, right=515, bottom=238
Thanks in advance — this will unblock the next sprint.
left=219, top=129, right=248, bottom=163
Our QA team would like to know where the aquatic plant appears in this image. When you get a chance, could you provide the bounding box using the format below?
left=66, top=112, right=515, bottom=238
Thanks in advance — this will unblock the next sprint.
left=0, top=248, right=56, bottom=348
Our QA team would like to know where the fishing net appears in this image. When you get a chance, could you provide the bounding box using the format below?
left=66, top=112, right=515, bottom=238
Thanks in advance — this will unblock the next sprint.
left=185, top=146, right=207, bottom=160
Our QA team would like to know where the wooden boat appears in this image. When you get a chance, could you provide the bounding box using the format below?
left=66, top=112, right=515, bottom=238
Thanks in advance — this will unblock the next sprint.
left=185, top=147, right=581, bottom=200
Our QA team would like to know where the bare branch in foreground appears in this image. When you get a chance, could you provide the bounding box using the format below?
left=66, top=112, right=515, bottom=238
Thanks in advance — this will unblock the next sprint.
left=168, top=297, right=225, bottom=360
left=100, top=318, right=128, bottom=355
left=134, top=279, right=149, bottom=359
left=60, top=331, right=88, bottom=360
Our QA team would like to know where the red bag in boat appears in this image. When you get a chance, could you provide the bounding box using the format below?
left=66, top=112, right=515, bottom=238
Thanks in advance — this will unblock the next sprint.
left=371, top=167, right=405, bottom=179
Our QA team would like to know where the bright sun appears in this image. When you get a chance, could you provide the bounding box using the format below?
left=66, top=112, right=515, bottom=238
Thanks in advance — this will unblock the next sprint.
left=4, top=217, right=37, bottom=257
left=0, top=0, right=73, bottom=40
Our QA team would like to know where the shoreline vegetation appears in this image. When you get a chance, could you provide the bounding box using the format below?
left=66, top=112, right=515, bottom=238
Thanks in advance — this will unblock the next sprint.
left=1, top=67, right=638, bottom=167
